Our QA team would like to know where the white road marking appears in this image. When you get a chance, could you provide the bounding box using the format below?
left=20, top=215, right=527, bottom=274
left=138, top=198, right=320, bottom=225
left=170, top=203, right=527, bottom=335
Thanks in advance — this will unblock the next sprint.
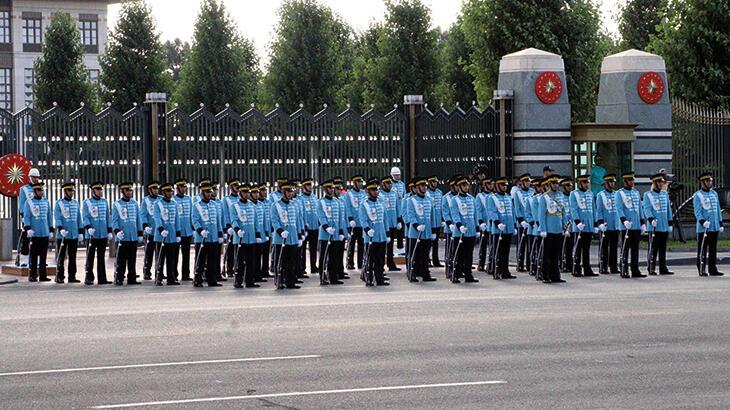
left=92, top=380, right=507, bottom=408
left=0, top=354, right=320, bottom=377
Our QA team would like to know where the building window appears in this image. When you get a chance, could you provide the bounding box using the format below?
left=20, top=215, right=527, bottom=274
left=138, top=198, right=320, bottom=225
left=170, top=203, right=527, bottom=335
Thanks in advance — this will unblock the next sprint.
left=0, top=11, right=10, bottom=44
left=24, top=68, right=35, bottom=108
left=87, top=69, right=99, bottom=86
left=0, top=68, right=12, bottom=110
left=79, top=20, right=97, bottom=46
left=22, top=17, right=42, bottom=45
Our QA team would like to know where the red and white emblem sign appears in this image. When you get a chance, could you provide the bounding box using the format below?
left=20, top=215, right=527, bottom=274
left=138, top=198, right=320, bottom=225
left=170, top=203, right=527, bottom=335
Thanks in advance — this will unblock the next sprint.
left=637, top=71, right=664, bottom=104
left=0, top=153, right=32, bottom=197
left=534, top=71, right=563, bottom=104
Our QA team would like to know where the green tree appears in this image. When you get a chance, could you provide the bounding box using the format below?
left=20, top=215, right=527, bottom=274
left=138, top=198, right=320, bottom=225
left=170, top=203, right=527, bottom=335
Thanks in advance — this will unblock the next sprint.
left=99, top=0, right=169, bottom=110
left=461, top=0, right=610, bottom=121
left=434, top=19, right=477, bottom=109
left=175, top=0, right=260, bottom=113
left=33, top=12, right=95, bottom=112
left=164, top=38, right=191, bottom=83
left=262, top=0, right=352, bottom=113
left=365, top=0, right=439, bottom=112
left=649, top=0, right=730, bottom=109
left=342, top=23, right=383, bottom=112
left=618, top=0, right=662, bottom=50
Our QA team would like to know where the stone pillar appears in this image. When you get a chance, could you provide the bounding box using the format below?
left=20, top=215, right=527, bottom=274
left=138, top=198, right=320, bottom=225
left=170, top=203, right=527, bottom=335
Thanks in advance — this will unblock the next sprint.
left=596, top=49, right=672, bottom=188
left=497, top=48, right=572, bottom=177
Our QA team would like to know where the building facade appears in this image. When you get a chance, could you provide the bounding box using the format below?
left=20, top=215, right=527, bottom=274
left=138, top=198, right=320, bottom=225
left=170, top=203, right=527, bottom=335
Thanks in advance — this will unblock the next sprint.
left=0, top=0, right=115, bottom=112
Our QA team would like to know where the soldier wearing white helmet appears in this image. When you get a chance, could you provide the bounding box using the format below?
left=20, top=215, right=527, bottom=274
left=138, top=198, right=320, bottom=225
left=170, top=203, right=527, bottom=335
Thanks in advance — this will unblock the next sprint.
left=17, top=168, right=44, bottom=267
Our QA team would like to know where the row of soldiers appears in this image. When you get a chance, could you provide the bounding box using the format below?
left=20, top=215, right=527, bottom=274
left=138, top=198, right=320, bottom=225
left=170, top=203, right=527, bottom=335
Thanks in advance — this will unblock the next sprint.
left=18, top=167, right=725, bottom=286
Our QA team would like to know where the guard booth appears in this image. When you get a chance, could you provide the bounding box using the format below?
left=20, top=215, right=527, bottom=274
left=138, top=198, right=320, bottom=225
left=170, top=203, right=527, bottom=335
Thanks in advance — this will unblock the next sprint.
left=570, top=122, right=636, bottom=192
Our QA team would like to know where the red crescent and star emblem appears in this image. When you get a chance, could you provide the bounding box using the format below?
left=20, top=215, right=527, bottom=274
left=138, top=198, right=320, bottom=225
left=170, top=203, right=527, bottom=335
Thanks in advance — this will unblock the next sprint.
left=637, top=71, right=664, bottom=104
left=534, top=71, right=563, bottom=104
left=0, top=153, right=33, bottom=197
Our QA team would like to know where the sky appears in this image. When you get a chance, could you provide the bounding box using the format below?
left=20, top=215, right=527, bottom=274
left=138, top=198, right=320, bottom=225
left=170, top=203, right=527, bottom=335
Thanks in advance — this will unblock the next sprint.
left=108, top=0, right=622, bottom=67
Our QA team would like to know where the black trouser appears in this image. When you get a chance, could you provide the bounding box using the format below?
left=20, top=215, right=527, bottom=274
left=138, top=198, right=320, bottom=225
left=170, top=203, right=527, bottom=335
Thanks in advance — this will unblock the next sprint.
left=223, top=236, right=235, bottom=277
left=85, top=238, right=108, bottom=283
left=28, top=236, right=49, bottom=280
left=178, top=236, right=192, bottom=280
left=396, top=223, right=404, bottom=249
left=542, top=233, right=562, bottom=281
left=431, top=228, right=441, bottom=265
left=697, top=231, right=719, bottom=274
left=318, top=239, right=333, bottom=283
left=649, top=231, right=668, bottom=273
left=453, top=236, right=475, bottom=280
left=260, top=240, right=270, bottom=276
left=55, top=238, right=78, bottom=281
left=331, top=240, right=345, bottom=279
left=194, top=242, right=219, bottom=285
left=114, top=241, right=138, bottom=283
left=530, top=236, right=543, bottom=277
left=573, top=231, right=593, bottom=274
left=346, top=227, right=364, bottom=269
left=561, top=234, right=574, bottom=272
left=478, top=231, right=489, bottom=268
left=493, top=233, right=513, bottom=276
left=599, top=230, right=619, bottom=273
left=304, top=230, right=318, bottom=273
left=444, top=232, right=453, bottom=277
left=235, top=243, right=256, bottom=286
left=516, top=227, right=529, bottom=271
left=411, top=238, right=432, bottom=279
left=280, top=244, right=299, bottom=287
left=364, top=242, right=386, bottom=284
left=156, top=242, right=179, bottom=284
left=386, top=228, right=398, bottom=268
left=620, top=230, right=641, bottom=274
left=142, top=236, right=155, bottom=279
left=19, top=228, right=30, bottom=257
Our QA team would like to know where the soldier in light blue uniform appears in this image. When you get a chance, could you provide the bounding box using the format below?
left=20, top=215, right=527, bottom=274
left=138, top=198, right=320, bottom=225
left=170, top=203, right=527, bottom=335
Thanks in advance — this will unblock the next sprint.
left=258, top=183, right=273, bottom=279
left=442, top=177, right=459, bottom=278
left=558, top=177, right=574, bottom=273
left=449, top=176, right=479, bottom=283
left=331, top=177, right=350, bottom=280
left=111, top=181, right=143, bottom=286
left=595, top=174, right=620, bottom=274
left=140, top=181, right=160, bottom=280
left=54, top=182, right=83, bottom=283
left=475, top=177, right=492, bottom=273
left=153, top=183, right=181, bottom=286
left=693, top=172, right=724, bottom=276
left=569, top=174, right=598, bottom=277
left=643, top=173, right=674, bottom=276
left=23, top=182, right=52, bottom=282
left=82, top=181, right=113, bottom=285
left=426, top=175, right=444, bottom=267
left=404, top=177, right=437, bottom=282
left=528, top=179, right=544, bottom=278
left=18, top=168, right=44, bottom=267
left=230, top=183, right=261, bottom=288
left=345, top=175, right=366, bottom=270
left=615, top=171, right=646, bottom=278
left=174, top=179, right=194, bottom=281
left=512, top=173, right=533, bottom=272
left=317, top=179, right=344, bottom=285
left=359, top=177, right=390, bottom=286
left=487, top=177, right=516, bottom=279
left=210, top=182, right=226, bottom=282
left=192, top=183, right=223, bottom=287
left=380, top=176, right=401, bottom=271
left=271, top=180, right=302, bottom=289
left=222, top=178, right=240, bottom=279
left=537, top=176, right=567, bottom=283
left=299, top=178, right=320, bottom=274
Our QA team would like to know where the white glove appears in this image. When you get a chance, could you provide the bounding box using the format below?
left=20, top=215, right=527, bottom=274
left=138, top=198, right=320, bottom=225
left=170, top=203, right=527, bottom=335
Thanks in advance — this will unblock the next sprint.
left=88, top=227, right=96, bottom=236
left=593, top=227, right=599, bottom=234
left=338, top=234, right=345, bottom=241
left=79, top=234, right=85, bottom=241
left=256, top=238, right=262, bottom=243
left=449, top=224, right=455, bottom=232
left=599, top=223, right=607, bottom=232
left=514, top=229, right=518, bottom=235
left=623, top=220, right=632, bottom=230
left=223, top=233, right=228, bottom=241
left=176, top=237, right=181, bottom=243
left=386, top=237, right=391, bottom=243
left=416, top=224, right=425, bottom=232
left=563, top=231, right=569, bottom=237
left=577, top=222, right=585, bottom=231
left=520, top=221, right=529, bottom=230
left=217, top=237, right=224, bottom=244
left=60, top=229, right=68, bottom=238
left=703, top=221, right=711, bottom=229
left=115, top=231, right=125, bottom=241
left=144, top=226, right=152, bottom=235
left=367, top=229, right=375, bottom=237
left=200, top=230, right=209, bottom=238
left=137, top=236, right=143, bottom=242
left=720, top=226, right=725, bottom=233
left=161, top=229, right=169, bottom=238
left=651, top=220, right=658, bottom=227
left=281, top=231, right=289, bottom=239
left=326, top=227, right=336, bottom=235
left=227, top=227, right=235, bottom=236
left=479, top=223, right=488, bottom=231
left=349, top=220, right=356, bottom=228
left=27, top=229, right=34, bottom=238
left=298, top=240, right=303, bottom=247
left=396, top=222, right=403, bottom=230
left=668, top=226, right=673, bottom=233
left=641, top=224, right=647, bottom=233
left=106, top=233, right=114, bottom=241
left=237, top=229, right=245, bottom=238
left=497, top=223, right=506, bottom=232
left=431, top=234, right=437, bottom=240
left=540, top=231, right=547, bottom=238
left=459, top=226, right=467, bottom=234
left=441, top=222, right=446, bottom=228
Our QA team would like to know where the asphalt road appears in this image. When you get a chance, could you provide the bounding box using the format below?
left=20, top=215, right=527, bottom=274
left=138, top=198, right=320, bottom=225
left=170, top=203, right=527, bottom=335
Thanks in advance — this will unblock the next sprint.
left=1, top=263, right=730, bottom=409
